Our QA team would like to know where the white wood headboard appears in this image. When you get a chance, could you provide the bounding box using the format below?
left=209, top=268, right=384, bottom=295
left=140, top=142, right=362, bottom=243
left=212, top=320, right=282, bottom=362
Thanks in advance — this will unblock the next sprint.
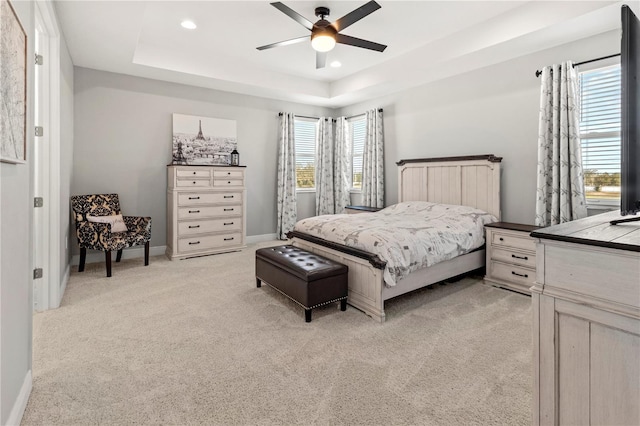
left=397, top=154, right=502, bottom=220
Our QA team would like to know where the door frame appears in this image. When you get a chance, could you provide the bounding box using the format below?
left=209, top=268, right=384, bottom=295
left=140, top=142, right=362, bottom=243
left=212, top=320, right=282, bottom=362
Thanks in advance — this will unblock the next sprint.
left=33, top=0, right=62, bottom=311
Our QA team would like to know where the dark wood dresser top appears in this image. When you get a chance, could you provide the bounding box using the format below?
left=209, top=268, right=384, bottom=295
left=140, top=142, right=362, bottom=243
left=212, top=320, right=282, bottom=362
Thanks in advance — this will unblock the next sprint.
left=530, top=211, right=640, bottom=252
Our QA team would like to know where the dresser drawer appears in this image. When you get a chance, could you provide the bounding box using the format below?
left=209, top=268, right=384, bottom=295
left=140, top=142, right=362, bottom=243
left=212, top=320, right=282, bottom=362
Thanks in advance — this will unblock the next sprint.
left=178, top=205, right=242, bottom=220
left=213, top=179, right=243, bottom=187
left=491, top=247, right=536, bottom=269
left=490, top=260, right=536, bottom=288
left=177, top=192, right=241, bottom=206
left=176, top=179, right=211, bottom=188
left=214, top=170, right=244, bottom=179
left=176, top=169, right=211, bottom=178
left=178, top=233, right=242, bottom=253
left=178, top=218, right=241, bottom=236
left=491, top=231, right=535, bottom=252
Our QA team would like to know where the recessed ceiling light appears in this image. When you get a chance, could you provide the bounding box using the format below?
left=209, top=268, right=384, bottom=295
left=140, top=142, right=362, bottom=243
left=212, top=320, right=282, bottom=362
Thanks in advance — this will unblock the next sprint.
left=330, top=61, right=342, bottom=68
left=181, top=20, right=197, bottom=30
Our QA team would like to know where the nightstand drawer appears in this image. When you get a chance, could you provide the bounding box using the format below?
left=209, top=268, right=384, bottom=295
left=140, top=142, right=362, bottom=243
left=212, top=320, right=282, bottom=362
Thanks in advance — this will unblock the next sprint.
left=491, top=232, right=536, bottom=252
left=491, top=247, right=536, bottom=269
left=490, top=261, right=536, bottom=288
left=177, top=192, right=241, bottom=205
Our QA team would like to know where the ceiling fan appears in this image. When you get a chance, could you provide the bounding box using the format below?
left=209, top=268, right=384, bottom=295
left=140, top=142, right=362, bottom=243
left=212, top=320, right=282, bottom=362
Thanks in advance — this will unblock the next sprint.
left=256, top=1, right=387, bottom=69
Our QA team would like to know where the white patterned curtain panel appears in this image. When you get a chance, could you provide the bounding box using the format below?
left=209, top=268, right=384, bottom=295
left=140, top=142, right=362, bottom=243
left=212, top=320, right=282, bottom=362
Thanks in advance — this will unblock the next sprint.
left=276, top=113, right=297, bottom=239
left=362, top=109, right=385, bottom=208
left=535, top=62, right=587, bottom=227
left=334, top=117, right=352, bottom=214
left=315, top=118, right=335, bottom=215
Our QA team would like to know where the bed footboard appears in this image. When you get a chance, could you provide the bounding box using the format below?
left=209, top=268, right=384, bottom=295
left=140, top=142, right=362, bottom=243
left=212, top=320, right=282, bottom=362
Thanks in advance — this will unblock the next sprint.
left=291, top=237, right=386, bottom=322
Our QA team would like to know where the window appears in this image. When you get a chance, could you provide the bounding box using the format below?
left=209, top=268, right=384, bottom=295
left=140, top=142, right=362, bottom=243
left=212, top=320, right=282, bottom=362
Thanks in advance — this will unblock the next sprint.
left=349, top=116, right=366, bottom=190
left=294, top=117, right=317, bottom=190
left=579, top=65, right=621, bottom=204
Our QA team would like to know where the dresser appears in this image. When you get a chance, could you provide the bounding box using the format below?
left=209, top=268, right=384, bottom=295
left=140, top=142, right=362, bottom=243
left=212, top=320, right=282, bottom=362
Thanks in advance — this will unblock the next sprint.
left=531, top=211, right=640, bottom=425
left=166, top=165, right=246, bottom=260
left=484, top=222, right=539, bottom=295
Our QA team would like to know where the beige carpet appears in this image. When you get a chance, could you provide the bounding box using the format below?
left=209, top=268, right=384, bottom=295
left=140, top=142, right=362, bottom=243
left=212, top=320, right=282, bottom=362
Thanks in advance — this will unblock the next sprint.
left=22, top=241, right=532, bottom=425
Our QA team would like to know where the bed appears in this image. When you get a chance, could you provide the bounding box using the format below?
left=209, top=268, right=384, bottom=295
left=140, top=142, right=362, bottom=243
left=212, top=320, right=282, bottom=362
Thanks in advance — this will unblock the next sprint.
left=287, top=155, right=502, bottom=322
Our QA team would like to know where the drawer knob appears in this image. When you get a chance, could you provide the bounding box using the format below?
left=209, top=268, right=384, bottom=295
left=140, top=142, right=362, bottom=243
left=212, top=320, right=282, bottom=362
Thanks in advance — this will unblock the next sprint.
left=499, top=237, right=504, bottom=241
left=189, top=196, right=200, bottom=200
left=188, top=210, right=200, bottom=213
left=228, top=181, right=231, bottom=184
left=224, top=237, right=234, bottom=241
left=223, top=195, right=234, bottom=199
left=189, top=241, right=200, bottom=245
left=227, top=172, right=231, bottom=175
left=224, top=222, right=234, bottom=226
left=193, top=181, right=196, bottom=184
left=193, top=172, right=196, bottom=175
left=511, top=271, right=528, bottom=278
left=188, top=225, right=200, bottom=229
left=512, top=254, right=528, bottom=260
left=224, top=208, right=234, bottom=211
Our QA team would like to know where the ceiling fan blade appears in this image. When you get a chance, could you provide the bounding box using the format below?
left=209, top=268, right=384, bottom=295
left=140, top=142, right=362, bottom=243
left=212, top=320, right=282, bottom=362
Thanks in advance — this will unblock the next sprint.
left=270, top=2, right=313, bottom=31
left=331, top=1, right=381, bottom=32
left=316, top=51, right=327, bottom=69
left=257, top=35, right=309, bottom=51
left=335, top=33, right=387, bottom=52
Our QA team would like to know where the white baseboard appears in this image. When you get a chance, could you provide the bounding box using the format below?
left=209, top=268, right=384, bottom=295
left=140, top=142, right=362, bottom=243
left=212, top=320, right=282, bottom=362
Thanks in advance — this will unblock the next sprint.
left=6, top=370, right=32, bottom=426
left=71, top=245, right=167, bottom=266
left=246, top=233, right=279, bottom=244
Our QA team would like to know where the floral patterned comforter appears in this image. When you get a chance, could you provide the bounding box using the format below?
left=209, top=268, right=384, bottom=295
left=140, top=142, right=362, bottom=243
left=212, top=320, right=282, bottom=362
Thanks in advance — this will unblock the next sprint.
left=293, top=201, right=498, bottom=287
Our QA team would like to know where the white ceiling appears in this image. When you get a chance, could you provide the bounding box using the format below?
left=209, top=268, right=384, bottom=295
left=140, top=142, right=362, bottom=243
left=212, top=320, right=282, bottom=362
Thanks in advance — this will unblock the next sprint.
left=54, top=0, right=624, bottom=107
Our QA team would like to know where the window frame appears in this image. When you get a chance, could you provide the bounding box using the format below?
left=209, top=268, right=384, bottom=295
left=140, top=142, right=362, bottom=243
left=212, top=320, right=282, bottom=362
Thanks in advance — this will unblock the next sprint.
left=578, top=63, right=622, bottom=208
left=347, top=114, right=366, bottom=193
left=293, top=116, right=319, bottom=192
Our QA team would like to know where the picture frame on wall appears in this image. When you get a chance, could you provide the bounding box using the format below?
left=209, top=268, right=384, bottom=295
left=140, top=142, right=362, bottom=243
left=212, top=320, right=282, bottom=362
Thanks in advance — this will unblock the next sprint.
left=172, top=114, right=237, bottom=166
left=0, top=0, right=27, bottom=164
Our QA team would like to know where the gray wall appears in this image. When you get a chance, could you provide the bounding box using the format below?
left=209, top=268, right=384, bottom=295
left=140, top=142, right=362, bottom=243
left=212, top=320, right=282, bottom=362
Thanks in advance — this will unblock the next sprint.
left=0, top=1, right=33, bottom=423
left=73, top=68, right=333, bottom=251
left=337, top=30, right=620, bottom=225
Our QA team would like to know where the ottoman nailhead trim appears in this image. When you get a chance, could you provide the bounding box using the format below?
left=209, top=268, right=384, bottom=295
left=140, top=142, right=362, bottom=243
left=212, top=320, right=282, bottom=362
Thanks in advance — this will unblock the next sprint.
left=257, top=277, right=347, bottom=310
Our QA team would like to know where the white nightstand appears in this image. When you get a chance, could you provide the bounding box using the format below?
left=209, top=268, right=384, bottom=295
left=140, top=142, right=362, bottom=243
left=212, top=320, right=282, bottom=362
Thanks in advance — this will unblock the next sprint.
left=484, top=222, right=540, bottom=295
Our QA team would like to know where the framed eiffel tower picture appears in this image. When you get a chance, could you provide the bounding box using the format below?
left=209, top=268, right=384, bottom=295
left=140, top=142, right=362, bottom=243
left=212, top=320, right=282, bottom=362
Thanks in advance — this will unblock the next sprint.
left=172, top=114, right=237, bottom=166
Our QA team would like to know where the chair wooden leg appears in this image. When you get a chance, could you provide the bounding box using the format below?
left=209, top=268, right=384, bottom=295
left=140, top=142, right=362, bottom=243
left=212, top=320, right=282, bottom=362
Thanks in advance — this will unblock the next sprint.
left=105, top=251, right=112, bottom=277
left=144, top=241, right=150, bottom=266
left=116, top=249, right=123, bottom=262
left=79, top=248, right=87, bottom=272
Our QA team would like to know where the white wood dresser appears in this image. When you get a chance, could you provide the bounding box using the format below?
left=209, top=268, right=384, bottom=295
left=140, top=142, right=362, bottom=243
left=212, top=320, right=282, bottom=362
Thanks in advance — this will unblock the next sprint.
left=484, top=222, right=540, bottom=295
left=531, top=211, right=640, bottom=425
left=166, top=165, right=246, bottom=260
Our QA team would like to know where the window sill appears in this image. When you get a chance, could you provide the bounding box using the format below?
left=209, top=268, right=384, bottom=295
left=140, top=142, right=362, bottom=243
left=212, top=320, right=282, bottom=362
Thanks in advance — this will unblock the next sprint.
left=296, top=188, right=316, bottom=193
left=586, top=200, right=620, bottom=210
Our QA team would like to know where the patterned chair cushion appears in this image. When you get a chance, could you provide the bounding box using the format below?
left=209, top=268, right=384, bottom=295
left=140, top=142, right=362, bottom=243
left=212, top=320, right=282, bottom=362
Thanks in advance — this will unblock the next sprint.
left=71, top=194, right=151, bottom=252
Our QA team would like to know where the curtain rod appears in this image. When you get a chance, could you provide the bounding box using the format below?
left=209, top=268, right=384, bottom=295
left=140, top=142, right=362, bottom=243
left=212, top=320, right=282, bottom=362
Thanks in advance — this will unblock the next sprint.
left=278, top=108, right=383, bottom=120
left=535, top=53, right=620, bottom=77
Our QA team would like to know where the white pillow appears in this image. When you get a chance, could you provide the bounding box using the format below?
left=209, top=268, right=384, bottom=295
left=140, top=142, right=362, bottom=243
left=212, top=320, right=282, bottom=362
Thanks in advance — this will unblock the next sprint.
left=86, top=214, right=128, bottom=233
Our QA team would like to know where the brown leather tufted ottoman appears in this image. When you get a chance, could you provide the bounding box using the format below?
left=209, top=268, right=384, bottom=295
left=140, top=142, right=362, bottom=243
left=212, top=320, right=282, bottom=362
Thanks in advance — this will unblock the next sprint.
left=256, top=245, right=348, bottom=322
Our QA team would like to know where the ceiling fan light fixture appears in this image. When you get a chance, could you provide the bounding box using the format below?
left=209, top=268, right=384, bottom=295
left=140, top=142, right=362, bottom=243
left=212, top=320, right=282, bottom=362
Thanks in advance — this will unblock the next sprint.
left=180, top=20, right=197, bottom=30
left=311, top=34, right=336, bottom=52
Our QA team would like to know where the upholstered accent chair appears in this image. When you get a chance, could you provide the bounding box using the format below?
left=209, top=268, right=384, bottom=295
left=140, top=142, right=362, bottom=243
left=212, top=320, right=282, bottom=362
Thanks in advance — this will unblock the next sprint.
left=71, top=194, right=152, bottom=277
